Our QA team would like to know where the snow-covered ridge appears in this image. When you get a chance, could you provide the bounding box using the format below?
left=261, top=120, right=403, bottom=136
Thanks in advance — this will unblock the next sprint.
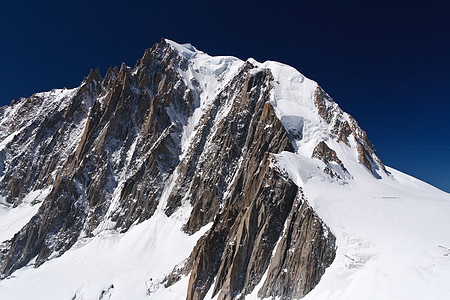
left=0, top=88, right=77, bottom=142
left=165, top=39, right=384, bottom=181
left=165, top=39, right=244, bottom=154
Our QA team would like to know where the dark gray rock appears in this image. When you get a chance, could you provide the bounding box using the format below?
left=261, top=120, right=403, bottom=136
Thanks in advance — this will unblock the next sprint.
left=0, top=39, right=193, bottom=275
left=312, top=141, right=349, bottom=178
left=313, top=86, right=387, bottom=177
left=258, top=191, right=336, bottom=299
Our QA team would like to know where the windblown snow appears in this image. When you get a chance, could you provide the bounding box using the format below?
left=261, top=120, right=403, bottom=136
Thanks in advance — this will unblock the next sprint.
left=0, top=39, right=449, bottom=300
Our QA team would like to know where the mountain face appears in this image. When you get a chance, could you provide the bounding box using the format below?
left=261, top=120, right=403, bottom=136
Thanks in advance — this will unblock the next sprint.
left=0, top=39, right=449, bottom=300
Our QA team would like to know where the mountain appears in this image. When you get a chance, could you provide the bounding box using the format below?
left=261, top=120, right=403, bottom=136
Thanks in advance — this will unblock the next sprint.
left=0, top=39, right=449, bottom=300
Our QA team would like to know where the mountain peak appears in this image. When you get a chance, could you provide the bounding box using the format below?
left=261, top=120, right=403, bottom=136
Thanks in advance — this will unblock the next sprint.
left=0, top=39, right=448, bottom=300
left=83, top=67, right=102, bottom=85
left=164, top=38, right=203, bottom=58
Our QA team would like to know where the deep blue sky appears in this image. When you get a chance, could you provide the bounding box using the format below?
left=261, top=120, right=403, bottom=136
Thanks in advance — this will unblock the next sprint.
left=1, top=1, right=449, bottom=192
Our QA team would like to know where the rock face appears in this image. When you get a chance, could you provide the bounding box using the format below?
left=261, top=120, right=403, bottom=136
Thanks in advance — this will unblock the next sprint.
left=312, top=141, right=349, bottom=178
left=0, top=70, right=100, bottom=206
left=0, top=39, right=387, bottom=298
left=258, top=192, right=336, bottom=299
left=181, top=163, right=335, bottom=300
left=313, top=86, right=386, bottom=177
left=1, top=40, right=195, bottom=275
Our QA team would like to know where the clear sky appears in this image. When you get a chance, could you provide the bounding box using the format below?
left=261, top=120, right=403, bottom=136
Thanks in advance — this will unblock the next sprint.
left=1, top=0, right=449, bottom=192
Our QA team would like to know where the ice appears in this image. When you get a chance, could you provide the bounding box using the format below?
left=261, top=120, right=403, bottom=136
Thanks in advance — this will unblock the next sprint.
left=280, top=115, right=304, bottom=139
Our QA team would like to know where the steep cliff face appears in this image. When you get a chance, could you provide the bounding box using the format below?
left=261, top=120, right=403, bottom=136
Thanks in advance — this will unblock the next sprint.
left=182, top=161, right=335, bottom=300
left=313, top=86, right=386, bottom=178
left=161, top=64, right=336, bottom=299
left=311, top=141, right=349, bottom=179
left=258, top=191, right=336, bottom=300
left=0, top=70, right=100, bottom=206
left=0, top=39, right=399, bottom=299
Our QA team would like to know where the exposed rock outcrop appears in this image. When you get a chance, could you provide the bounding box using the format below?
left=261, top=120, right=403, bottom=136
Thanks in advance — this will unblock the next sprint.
left=258, top=190, right=336, bottom=299
left=312, top=141, right=349, bottom=178
left=163, top=65, right=335, bottom=299
left=1, top=39, right=194, bottom=276
left=0, top=72, right=100, bottom=206
left=313, top=86, right=387, bottom=177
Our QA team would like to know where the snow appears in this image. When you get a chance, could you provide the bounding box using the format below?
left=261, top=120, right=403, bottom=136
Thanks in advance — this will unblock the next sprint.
left=165, top=39, right=244, bottom=156
left=222, top=49, right=450, bottom=298
left=0, top=188, right=50, bottom=244
left=272, top=152, right=450, bottom=300
left=266, top=65, right=450, bottom=297
left=0, top=188, right=211, bottom=300
left=0, top=87, right=81, bottom=178
left=259, top=57, right=450, bottom=299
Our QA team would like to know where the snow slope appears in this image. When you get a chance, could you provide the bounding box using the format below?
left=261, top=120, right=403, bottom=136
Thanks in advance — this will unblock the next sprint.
left=274, top=154, right=450, bottom=300
left=0, top=188, right=51, bottom=244
left=0, top=185, right=211, bottom=300
left=0, top=40, right=449, bottom=299
left=257, top=56, right=450, bottom=299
